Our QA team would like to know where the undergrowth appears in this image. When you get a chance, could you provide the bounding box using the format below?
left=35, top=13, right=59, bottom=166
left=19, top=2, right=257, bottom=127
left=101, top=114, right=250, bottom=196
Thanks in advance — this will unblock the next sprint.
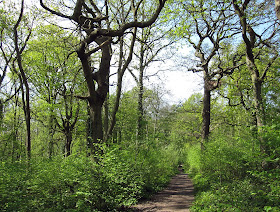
left=0, top=140, right=179, bottom=212
left=185, top=126, right=280, bottom=212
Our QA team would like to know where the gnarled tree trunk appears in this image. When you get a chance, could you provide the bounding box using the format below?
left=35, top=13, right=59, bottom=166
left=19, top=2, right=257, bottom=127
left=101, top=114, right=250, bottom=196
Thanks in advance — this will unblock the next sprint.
left=77, top=37, right=111, bottom=154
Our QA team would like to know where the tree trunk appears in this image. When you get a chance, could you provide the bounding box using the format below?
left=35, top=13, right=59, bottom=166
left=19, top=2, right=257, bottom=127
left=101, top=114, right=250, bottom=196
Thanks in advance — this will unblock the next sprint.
left=0, top=99, right=3, bottom=125
left=77, top=38, right=111, bottom=155
left=23, top=80, right=31, bottom=160
left=137, top=66, right=145, bottom=141
left=276, top=0, right=280, bottom=20
left=86, top=106, right=93, bottom=152
left=18, top=75, right=31, bottom=160
left=64, top=129, right=72, bottom=157
left=247, top=58, right=266, bottom=151
left=89, top=101, right=104, bottom=156
left=89, top=100, right=104, bottom=144
left=12, top=89, right=19, bottom=161
left=13, top=0, right=31, bottom=161
left=106, top=29, right=137, bottom=141
left=137, top=29, right=145, bottom=141
left=48, top=112, right=55, bottom=158
left=103, top=94, right=109, bottom=139
left=250, top=71, right=264, bottom=128
left=202, top=77, right=211, bottom=149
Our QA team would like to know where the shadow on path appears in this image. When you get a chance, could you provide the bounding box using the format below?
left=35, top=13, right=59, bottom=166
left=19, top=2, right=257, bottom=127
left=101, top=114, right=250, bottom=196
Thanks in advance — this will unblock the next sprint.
left=129, top=171, right=194, bottom=212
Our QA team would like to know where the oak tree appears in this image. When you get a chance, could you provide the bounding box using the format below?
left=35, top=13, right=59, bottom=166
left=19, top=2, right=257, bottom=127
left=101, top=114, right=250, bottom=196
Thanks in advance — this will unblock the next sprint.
left=40, top=0, right=167, bottom=155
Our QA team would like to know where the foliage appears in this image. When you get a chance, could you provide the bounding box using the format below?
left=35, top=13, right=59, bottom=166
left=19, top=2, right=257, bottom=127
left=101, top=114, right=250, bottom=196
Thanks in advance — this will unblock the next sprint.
left=0, top=0, right=280, bottom=211
left=111, top=87, right=170, bottom=143
left=0, top=139, right=179, bottom=211
left=184, top=127, right=280, bottom=212
left=170, top=93, right=202, bottom=146
left=185, top=143, right=201, bottom=175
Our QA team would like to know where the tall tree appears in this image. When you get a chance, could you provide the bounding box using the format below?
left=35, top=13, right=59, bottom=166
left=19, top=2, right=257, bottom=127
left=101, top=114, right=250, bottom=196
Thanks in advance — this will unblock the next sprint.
left=231, top=0, right=279, bottom=149
left=40, top=0, right=167, bottom=155
left=128, top=25, right=174, bottom=140
left=55, top=86, right=80, bottom=157
left=25, top=25, right=83, bottom=157
left=169, top=0, right=240, bottom=148
left=1, top=0, right=32, bottom=160
left=12, top=0, right=33, bottom=160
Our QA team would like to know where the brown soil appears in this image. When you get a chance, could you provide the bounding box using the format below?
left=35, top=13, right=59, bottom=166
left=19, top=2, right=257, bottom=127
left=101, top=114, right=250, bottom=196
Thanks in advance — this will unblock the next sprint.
left=129, top=171, right=194, bottom=212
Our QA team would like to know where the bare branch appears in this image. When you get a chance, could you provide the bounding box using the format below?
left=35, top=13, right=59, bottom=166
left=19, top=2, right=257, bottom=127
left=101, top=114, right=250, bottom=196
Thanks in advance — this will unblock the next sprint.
left=86, top=37, right=112, bottom=56
left=128, top=68, right=138, bottom=83
left=260, top=53, right=279, bottom=81
left=40, top=0, right=72, bottom=19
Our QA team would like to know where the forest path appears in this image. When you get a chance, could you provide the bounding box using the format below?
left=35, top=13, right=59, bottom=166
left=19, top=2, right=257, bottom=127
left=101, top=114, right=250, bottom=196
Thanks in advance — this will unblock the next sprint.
left=130, top=170, right=194, bottom=212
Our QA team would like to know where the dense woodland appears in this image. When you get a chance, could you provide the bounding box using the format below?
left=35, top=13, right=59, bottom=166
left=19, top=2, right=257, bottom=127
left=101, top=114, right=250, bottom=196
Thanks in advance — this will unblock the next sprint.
left=0, top=0, right=280, bottom=211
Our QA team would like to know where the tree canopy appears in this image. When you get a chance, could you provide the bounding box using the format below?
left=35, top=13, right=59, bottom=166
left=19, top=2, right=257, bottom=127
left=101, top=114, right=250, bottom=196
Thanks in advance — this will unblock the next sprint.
left=0, top=0, right=279, bottom=211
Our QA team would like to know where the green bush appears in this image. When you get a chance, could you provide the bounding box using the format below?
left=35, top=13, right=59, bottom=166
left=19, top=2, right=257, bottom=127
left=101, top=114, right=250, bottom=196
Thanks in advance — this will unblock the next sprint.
left=186, top=130, right=280, bottom=212
left=191, top=179, right=263, bottom=212
left=0, top=161, right=31, bottom=211
left=0, top=139, right=179, bottom=211
left=200, top=136, right=257, bottom=183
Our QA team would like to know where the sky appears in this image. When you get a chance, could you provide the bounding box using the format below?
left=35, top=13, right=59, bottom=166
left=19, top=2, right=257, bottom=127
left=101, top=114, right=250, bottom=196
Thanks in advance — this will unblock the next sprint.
left=6, top=0, right=204, bottom=105
left=161, top=70, right=203, bottom=105
left=118, top=45, right=204, bottom=105
left=122, top=44, right=203, bottom=105
left=119, top=69, right=203, bottom=105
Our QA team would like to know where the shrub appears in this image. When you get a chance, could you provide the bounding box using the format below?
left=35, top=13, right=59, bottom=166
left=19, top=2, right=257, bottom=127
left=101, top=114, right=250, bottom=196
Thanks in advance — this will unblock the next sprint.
left=0, top=139, right=180, bottom=211
left=187, top=130, right=280, bottom=212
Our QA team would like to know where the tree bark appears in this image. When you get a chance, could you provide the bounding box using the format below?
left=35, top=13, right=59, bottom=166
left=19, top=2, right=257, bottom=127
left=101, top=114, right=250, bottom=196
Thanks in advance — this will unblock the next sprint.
left=201, top=76, right=211, bottom=148
left=86, top=106, right=93, bottom=152
left=64, top=129, right=73, bottom=157
left=103, top=95, right=109, bottom=139
left=276, top=0, right=280, bottom=20
left=137, top=47, right=145, bottom=141
left=89, top=100, right=104, bottom=143
left=77, top=38, right=111, bottom=154
left=0, top=99, right=3, bottom=125
left=48, top=112, right=55, bottom=158
left=248, top=61, right=265, bottom=128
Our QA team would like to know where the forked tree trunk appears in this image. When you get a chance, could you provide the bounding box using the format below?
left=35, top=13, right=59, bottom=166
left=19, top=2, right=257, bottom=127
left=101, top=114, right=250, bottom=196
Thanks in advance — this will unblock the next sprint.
left=77, top=38, right=111, bottom=155
left=40, top=0, right=166, bottom=154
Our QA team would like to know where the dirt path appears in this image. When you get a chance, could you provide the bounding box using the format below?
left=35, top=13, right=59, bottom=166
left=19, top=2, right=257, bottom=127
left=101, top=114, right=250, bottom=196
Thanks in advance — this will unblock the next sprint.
left=130, top=171, right=194, bottom=212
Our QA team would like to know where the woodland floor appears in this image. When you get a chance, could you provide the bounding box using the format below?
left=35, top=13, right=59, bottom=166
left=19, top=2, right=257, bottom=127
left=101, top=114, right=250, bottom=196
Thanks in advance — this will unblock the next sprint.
left=129, top=170, right=194, bottom=212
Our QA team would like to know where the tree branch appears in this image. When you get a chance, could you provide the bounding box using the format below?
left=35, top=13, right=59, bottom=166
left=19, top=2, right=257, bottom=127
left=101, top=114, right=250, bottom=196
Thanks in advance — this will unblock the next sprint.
left=40, top=0, right=72, bottom=19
